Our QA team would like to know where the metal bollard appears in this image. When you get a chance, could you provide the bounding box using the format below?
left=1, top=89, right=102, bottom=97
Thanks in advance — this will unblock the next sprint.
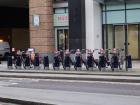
left=75, top=56, right=82, bottom=70
left=126, top=55, right=132, bottom=71
left=111, top=55, right=119, bottom=71
left=24, top=55, right=31, bottom=70
left=64, top=56, right=71, bottom=70
left=53, top=56, right=60, bottom=70
left=34, top=55, right=40, bottom=70
left=15, top=55, right=22, bottom=69
left=43, top=56, right=49, bottom=70
left=7, top=55, right=13, bottom=69
left=86, top=55, right=94, bottom=71
left=0, top=55, right=1, bottom=64
left=98, top=56, right=106, bottom=71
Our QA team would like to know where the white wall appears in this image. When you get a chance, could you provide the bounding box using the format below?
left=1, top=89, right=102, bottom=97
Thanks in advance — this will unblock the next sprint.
left=85, top=0, right=102, bottom=59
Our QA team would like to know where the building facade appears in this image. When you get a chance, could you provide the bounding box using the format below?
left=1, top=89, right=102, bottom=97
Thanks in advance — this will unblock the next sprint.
left=29, top=0, right=100, bottom=53
left=102, top=0, right=140, bottom=60
left=0, top=0, right=140, bottom=60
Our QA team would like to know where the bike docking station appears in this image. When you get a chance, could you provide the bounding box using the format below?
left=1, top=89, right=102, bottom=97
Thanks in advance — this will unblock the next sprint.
left=126, top=54, right=132, bottom=71
left=109, top=48, right=120, bottom=72
left=5, top=48, right=133, bottom=72
left=98, top=48, right=107, bottom=72
left=0, top=55, right=2, bottom=64
left=24, top=54, right=31, bottom=70
left=74, top=49, right=82, bottom=71
left=7, top=55, right=13, bottom=69
left=43, top=56, right=49, bottom=70
left=53, top=51, right=61, bottom=70
left=15, top=54, right=22, bottom=70
left=86, top=49, right=94, bottom=71
left=33, top=54, right=40, bottom=70
left=63, top=50, right=71, bottom=71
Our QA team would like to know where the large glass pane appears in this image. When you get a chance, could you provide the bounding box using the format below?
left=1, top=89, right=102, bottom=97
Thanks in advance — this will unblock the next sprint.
left=127, top=9, right=140, bottom=23
left=107, top=11, right=125, bottom=24
left=57, top=29, right=65, bottom=50
left=55, top=8, right=65, bottom=14
left=57, top=29, right=69, bottom=50
left=103, top=25, right=107, bottom=49
left=64, top=29, right=69, bottom=49
left=108, top=25, right=113, bottom=49
left=115, top=25, right=125, bottom=49
left=126, top=3, right=140, bottom=9
left=107, top=4, right=125, bottom=10
left=128, top=24, right=138, bottom=59
left=102, top=12, right=105, bottom=24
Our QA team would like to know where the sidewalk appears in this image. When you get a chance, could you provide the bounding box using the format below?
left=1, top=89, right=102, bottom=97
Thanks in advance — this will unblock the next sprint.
left=0, top=61, right=140, bottom=74
left=0, top=61, right=140, bottom=83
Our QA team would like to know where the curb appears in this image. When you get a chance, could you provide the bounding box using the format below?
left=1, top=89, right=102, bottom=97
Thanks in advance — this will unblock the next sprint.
left=0, top=70, right=140, bottom=77
left=0, top=74, right=140, bottom=83
left=0, top=97, right=54, bottom=105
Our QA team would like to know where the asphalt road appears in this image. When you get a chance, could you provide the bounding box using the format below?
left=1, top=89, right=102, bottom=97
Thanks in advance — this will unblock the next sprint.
left=0, top=102, right=18, bottom=105
left=0, top=77, right=140, bottom=105
left=0, top=77, right=140, bottom=97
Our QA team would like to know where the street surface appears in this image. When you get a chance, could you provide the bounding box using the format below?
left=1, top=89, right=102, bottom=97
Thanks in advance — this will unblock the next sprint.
left=0, top=77, right=140, bottom=96
left=0, top=77, right=140, bottom=105
left=0, top=102, right=18, bottom=105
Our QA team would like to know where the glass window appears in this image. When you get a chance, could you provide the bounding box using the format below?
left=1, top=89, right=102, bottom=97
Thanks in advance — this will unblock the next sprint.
left=107, top=11, right=125, bottom=24
left=126, top=3, right=140, bottom=9
left=55, top=8, right=65, bottom=14
left=106, top=4, right=125, bottom=10
left=127, top=9, right=140, bottom=23
left=128, top=25, right=138, bottom=59
left=102, top=12, right=105, bottom=24
left=103, top=25, right=107, bottom=49
left=65, top=8, right=69, bottom=13
left=108, top=25, right=113, bottom=49
left=102, top=5, right=105, bottom=11
left=115, top=25, right=125, bottom=49
left=57, top=29, right=69, bottom=50
left=57, top=29, right=65, bottom=50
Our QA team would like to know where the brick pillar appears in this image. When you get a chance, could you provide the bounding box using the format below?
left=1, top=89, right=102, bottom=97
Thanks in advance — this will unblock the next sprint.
left=29, top=0, right=54, bottom=53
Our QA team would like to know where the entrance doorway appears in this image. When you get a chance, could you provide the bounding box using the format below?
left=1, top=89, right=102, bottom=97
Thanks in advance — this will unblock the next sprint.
left=0, top=0, right=29, bottom=51
left=55, top=28, right=69, bottom=50
left=114, top=25, right=125, bottom=50
left=128, top=25, right=139, bottom=59
left=105, top=24, right=139, bottom=59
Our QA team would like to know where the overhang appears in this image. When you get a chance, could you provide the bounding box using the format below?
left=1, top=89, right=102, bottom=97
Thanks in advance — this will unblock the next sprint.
left=0, top=0, right=28, bottom=8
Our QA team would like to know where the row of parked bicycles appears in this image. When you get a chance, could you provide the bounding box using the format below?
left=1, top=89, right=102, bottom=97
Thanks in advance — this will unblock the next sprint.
left=7, top=48, right=132, bottom=71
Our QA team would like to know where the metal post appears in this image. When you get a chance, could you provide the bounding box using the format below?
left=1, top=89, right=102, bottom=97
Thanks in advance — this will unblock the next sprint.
left=124, top=0, right=128, bottom=71
left=101, top=4, right=105, bottom=49
left=104, top=0, right=109, bottom=59
left=105, top=0, right=108, bottom=50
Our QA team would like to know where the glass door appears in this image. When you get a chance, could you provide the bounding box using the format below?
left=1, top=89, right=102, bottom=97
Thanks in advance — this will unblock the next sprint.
left=104, top=24, right=139, bottom=59
left=113, top=24, right=139, bottom=59
left=128, top=24, right=139, bottom=59
left=114, top=25, right=125, bottom=50
left=56, top=28, right=69, bottom=50
left=107, top=25, right=125, bottom=50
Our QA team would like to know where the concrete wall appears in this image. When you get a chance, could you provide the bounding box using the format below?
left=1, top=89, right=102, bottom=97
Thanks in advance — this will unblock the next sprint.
left=85, top=0, right=102, bottom=58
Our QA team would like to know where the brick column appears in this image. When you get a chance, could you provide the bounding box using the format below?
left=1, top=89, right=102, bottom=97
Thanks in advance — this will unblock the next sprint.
left=29, top=0, right=54, bottom=53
